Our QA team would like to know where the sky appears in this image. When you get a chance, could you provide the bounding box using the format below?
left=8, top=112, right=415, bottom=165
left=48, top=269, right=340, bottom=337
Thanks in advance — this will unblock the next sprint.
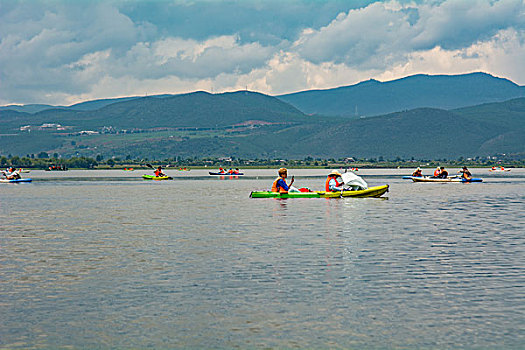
left=1, top=0, right=524, bottom=106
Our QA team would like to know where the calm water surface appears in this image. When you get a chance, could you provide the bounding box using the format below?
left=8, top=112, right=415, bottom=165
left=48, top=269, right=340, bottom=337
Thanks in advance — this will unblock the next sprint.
left=1, top=168, right=524, bottom=349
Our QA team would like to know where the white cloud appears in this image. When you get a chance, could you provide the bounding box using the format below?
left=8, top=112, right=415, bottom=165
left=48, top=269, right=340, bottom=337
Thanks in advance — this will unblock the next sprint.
left=294, top=0, right=525, bottom=70
left=365, top=26, right=525, bottom=87
left=0, top=0, right=524, bottom=105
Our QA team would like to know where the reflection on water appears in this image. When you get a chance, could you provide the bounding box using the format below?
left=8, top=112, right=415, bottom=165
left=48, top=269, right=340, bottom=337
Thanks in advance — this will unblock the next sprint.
left=1, top=169, right=524, bottom=348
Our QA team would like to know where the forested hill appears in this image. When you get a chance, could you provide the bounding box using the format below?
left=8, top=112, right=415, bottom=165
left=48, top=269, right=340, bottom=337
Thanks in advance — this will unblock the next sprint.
left=0, top=91, right=310, bottom=132
left=278, top=72, right=525, bottom=117
left=0, top=92, right=523, bottom=159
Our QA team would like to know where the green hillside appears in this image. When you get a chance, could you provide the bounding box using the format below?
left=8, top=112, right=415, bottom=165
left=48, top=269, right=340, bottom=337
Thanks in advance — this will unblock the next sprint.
left=295, top=108, right=510, bottom=158
left=453, top=97, right=525, bottom=130
left=0, top=91, right=308, bottom=132
left=0, top=92, right=523, bottom=159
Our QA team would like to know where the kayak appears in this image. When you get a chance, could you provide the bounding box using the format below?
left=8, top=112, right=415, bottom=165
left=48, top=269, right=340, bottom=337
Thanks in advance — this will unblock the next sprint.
left=209, top=172, right=244, bottom=176
left=142, top=174, right=172, bottom=180
left=250, top=184, right=389, bottom=198
left=410, top=176, right=482, bottom=183
left=403, top=175, right=422, bottom=179
left=489, top=169, right=510, bottom=172
left=0, top=178, right=32, bottom=183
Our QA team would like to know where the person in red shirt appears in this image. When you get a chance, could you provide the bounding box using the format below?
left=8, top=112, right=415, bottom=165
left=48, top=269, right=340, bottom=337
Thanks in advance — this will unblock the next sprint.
left=154, top=166, right=166, bottom=177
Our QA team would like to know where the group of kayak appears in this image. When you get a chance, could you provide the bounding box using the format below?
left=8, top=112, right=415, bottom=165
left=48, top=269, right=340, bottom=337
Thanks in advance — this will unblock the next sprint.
left=250, top=168, right=388, bottom=198
left=209, top=167, right=243, bottom=176
left=45, top=164, right=68, bottom=171
left=406, top=166, right=483, bottom=182
left=143, top=166, right=243, bottom=180
left=141, top=165, right=388, bottom=198
left=3, top=163, right=492, bottom=195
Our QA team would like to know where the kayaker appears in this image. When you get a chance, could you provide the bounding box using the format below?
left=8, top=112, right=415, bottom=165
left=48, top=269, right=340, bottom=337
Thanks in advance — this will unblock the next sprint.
left=325, top=170, right=344, bottom=191
left=412, top=167, right=423, bottom=177
left=458, top=166, right=472, bottom=180
left=234, top=168, right=240, bottom=174
left=2, top=167, right=21, bottom=180
left=154, top=166, right=166, bottom=177
left=437, top=166, right=448, bottom=178
left=271, top=168, right=294, bottom=193
left=433, top=167, right=441, bottom=177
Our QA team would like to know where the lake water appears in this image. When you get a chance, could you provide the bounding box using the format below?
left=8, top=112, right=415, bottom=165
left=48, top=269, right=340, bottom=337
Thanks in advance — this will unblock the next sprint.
left=1, top=168, right=524, bottom=349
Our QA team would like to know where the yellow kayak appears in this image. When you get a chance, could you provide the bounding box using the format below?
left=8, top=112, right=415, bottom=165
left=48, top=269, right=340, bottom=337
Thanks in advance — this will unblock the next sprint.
left=250, top=185, right=389, bottom=198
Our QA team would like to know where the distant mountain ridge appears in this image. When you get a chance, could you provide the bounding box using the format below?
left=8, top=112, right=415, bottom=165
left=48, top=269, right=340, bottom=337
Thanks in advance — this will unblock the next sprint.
left=0, top=94, right=175, bottom=114
left=278, top=72, right=525, bottom=117
left=0, top=86, right=523, bottom=159
left=3, top=72, right=524, bottom=117
left=0, top=91, right=307, bottom=132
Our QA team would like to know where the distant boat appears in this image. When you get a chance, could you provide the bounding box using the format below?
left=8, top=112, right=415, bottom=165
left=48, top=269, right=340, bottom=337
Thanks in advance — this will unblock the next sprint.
left=45, top=165, right=67, bottom=171
left=489, top=167, right=510, bottom=172
left=209, top=171, right=244, bottom=176
left=410, top=176, right=482, bottom=183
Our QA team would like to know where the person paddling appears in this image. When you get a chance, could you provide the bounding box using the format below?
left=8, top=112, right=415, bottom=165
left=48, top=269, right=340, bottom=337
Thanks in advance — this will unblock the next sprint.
left=458, top=166, right=472, bottom=180
left=412, top=167, right=423, bottom=177
left=271, top=168, right=295, bottom=193
left=437, top=166, right=448, bottom=178
left=154, top=166, right=166, bottom=177
left=325, top=170, right=344, bottom=191
left=2, top=167, right=21, bottom=180
left=433, top=167, right=441, bottom=177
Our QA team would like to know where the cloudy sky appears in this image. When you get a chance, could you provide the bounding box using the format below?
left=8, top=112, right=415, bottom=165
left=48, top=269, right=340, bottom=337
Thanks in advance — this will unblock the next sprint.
left=1, top=0, right=524, bottom=105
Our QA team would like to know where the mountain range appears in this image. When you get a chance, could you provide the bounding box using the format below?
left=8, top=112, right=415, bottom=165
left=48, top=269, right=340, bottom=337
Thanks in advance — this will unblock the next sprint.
left=0, top=72, right=524, bottom=159
left=278, top=72, right=525, bottom=117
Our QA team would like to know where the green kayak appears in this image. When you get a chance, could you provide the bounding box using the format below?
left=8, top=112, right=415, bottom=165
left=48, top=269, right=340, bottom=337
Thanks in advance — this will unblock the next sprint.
left=250, top=184, right=389, bottom=198
left=142, top=174, right=173, bottom=180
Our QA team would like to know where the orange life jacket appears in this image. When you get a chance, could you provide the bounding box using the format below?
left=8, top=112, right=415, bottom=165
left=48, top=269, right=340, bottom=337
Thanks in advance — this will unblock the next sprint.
left=271, top=177, right=287, bottom=193
left=434, top=169, right=440, bottom=177
left=154, top=169, right=162, bottom=176
left=325, top=176, right=341, bottom=191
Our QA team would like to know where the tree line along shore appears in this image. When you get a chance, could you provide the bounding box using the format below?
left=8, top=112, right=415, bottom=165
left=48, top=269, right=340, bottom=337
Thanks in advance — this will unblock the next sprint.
left=1, top=154, right=523, bottom=170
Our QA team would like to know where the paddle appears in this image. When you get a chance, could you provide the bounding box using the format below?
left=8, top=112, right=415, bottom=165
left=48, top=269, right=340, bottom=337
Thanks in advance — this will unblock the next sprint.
left=144, top=163, right=172, bottom=179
